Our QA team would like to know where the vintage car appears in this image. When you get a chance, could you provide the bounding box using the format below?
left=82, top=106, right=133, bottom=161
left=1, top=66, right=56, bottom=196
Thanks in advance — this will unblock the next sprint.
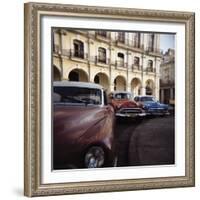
left=108, top=91, right=145, bottom=118
left=53, top=81, right=116, bottom=169
left=134, top=95, right=169, bottom=115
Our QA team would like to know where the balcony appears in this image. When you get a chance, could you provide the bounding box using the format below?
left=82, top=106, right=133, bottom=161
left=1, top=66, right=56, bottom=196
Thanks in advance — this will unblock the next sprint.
left=132, top=64, right=142, bottom=71
left=61, top=49, right=88, bottom=62
left=90, top=56, right=110, bottom=66
left=115, top=38, right=144, bottom=52
left=53, top=44, right=61, bottom=55
left=145, top=67, right=156, bottom=74
left=160, top=80, right=175, bottom=87
left=95, top=32, right=111, bottom=43
left=145, top=47, right=162, bottom=57
left=115, top=61, right=128, bottom=70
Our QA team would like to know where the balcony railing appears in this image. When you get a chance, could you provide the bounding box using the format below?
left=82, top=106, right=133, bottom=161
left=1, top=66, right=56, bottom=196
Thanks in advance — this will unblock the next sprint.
left=95, top=32, right=111, bottom=40
left=115, top=61, right=128, bottom=68
left=132, top=64, right=142, bottom=71
left=90, top=56, right=110, bottom=65
left=116, top=38, right=144, bottom=50
left=145, top=67, right=156, bottom=73
left=62, top=49, right=88, bottom=59
left=53, top=44, right=61, bottom=54
left=54, top=48, right=157, bottom=73
left=145, top=47, right=162, bottom=55
left=160, top=80, right=175, bottom=87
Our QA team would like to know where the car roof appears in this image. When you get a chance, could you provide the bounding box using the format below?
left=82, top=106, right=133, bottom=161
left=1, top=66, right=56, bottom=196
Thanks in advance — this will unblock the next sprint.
left=53, top=81, right=103, bottom=90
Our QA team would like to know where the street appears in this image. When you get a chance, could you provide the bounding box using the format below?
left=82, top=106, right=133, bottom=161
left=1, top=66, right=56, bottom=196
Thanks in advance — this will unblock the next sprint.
left=115, top=115, right=175, bottom=167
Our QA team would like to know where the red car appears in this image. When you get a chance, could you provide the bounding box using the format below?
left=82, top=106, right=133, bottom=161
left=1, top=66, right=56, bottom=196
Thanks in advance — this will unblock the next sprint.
left=108, top=91, right=146, bottom=118
left=53, top=81, right=116, bottom=169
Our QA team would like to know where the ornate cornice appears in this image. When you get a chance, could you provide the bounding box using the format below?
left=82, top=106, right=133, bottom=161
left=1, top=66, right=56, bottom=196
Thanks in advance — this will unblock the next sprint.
left=30, top=2, right=194, bottom=21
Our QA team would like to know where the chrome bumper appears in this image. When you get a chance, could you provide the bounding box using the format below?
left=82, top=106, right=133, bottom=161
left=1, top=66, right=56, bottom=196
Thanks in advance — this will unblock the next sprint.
left=116, top=112, right=146, bottom=117
left=146, top=109, right=170, bottom=115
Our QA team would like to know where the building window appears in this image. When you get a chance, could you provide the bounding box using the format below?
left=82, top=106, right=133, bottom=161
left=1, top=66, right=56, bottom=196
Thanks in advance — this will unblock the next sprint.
left=147, top=60, right=153, bottom=72
left=73, top=39, right=84, bottom=58
left=94, top=75, right=100, bottom=84
left=98, top=47, right=106, bottom=63
left=133, top=33, right=140, bottom=48
left=134, top=57, right=140, bottom=66
left=97, top=31, right=107, bottom=37
left=117, top=52, right=125, bottom=67
left=148, top=34, right=154, bottom=51
left=118, top=32, right=125, bottom=43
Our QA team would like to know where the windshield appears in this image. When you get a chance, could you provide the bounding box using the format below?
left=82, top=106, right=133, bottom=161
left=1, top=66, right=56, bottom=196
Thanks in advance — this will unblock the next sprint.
left=114, top=93, right=131, bottom=100
left=53, top=86, right=102, bottom=105
left=140, top=96, right=155, bottom=102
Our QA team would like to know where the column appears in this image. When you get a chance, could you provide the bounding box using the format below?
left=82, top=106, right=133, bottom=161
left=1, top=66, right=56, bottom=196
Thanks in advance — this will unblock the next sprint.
left=87, top=33, right=91, bottom=82
left=126, top=50, right=129, bottom=92
left=109, top=41, right=113, bottom=91
left=59, top=30, right=64, bottom=80
left=160, top=89, right=164, bottom=103
left=141, top=86, right=146, bottom=96
left=170, top=87, right=174, bottom=100
left=155, top=57, right=160, bottom=100
left=110, top=84, right=115, bottom=92
left=141, top=54, right=146, bottom=95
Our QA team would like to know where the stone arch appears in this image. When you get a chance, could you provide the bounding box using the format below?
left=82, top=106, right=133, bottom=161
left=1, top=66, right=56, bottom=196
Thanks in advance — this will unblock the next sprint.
left=145, top=79, right=155, bottom=96
left=68, top=68, right=88, bottom=82
left=53, top=65, right=61, bottom=81
left=131, top=78, right=142, bottom=96
left=94, top=72, right=110, bottom=92
left=114, top=75, right=126, bottom=91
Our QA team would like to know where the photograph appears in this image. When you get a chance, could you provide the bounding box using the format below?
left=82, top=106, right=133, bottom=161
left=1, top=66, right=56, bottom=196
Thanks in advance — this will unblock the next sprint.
left=52, top=29, right=175, bottom=170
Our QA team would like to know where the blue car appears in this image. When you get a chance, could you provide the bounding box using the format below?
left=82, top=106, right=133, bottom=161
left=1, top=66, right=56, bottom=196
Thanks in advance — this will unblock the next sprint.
left=134, top=95, right=169, bottom=115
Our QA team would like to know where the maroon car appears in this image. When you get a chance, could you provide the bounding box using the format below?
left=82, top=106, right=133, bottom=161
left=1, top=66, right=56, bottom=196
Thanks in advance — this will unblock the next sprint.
left=53, top=81, right=116, bottom=169
left=108, top=91, right=146, bottom=118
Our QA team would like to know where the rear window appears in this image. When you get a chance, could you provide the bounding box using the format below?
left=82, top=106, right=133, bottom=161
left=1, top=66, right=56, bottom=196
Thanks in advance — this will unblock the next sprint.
left=140, top=96, right=155, bottom=102
left=114, top=93, right=131, bottom=100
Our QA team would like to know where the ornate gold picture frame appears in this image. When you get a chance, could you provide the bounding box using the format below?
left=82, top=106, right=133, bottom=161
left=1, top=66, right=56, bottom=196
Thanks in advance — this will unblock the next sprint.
left=24, top=2, right=195, bottom=197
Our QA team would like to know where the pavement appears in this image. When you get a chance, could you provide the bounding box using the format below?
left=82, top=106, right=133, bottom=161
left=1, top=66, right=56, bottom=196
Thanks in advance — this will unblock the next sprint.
left=128, top=116, right=175, bottom=166
left=115, top=117, right=142, bottom=167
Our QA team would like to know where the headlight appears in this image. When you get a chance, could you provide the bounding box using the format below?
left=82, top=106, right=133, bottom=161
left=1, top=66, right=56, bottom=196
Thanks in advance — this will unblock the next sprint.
left=84, top=146, right=105, bottom=168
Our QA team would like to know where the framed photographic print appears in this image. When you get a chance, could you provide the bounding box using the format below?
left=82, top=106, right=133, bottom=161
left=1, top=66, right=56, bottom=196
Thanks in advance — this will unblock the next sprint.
left=24, top=2, right=195, bottom=197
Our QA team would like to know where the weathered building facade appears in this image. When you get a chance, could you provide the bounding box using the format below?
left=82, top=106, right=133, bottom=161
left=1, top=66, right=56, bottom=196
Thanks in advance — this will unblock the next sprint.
left=53, top=29, right=162, bottom=99
left=160, top=49, right=175, bottom=104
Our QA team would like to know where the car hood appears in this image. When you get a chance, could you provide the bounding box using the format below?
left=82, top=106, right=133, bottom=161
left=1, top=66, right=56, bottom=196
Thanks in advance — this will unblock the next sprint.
left=143, top=101, right=168, bottom=108
left=112, top=99, right=138, bottom=108
left=54, top=105, right=114, bottom=146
